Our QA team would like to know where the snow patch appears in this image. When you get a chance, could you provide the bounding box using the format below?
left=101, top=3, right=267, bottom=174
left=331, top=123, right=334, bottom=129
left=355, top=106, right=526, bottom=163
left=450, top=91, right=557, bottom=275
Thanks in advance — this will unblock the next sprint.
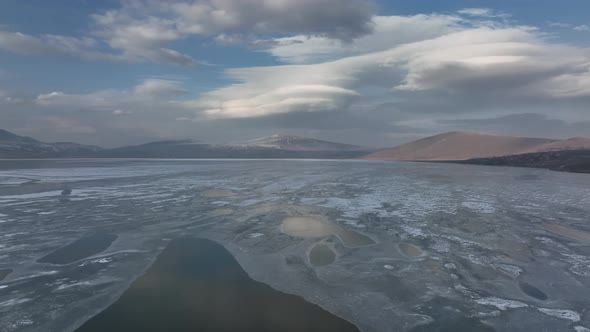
left=400, top=225, right=427, bottom=239
left=461, top=201, right=495, bottom=214
left=248, top=233, right=264, bottom=239
left=476, top=297, right=528, bottom=311
left=0, top=297, right=31, bottom=307
left=494, top=264, right=523, bottom=278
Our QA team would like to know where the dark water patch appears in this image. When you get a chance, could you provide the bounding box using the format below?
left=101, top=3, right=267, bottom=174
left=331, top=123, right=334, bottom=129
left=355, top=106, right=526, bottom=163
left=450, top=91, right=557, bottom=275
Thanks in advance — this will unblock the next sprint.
left=37, top=234, right=117, bottom=265
left=75, top=238, right=360, bottom=332
left=309, top=244, right=336, bottom=267
left=519, top=281, right=548, bottom=301
left=0, top=268, right=12, bottom=281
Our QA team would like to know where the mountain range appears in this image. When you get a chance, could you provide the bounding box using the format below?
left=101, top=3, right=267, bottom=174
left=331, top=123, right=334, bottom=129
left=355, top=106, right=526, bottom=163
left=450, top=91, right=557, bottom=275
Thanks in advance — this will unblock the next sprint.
left=1, top=128, right=589, bottom=172
left=0, top=129, right=101, bottom=158
left=0, top=130, right=374, bottom=159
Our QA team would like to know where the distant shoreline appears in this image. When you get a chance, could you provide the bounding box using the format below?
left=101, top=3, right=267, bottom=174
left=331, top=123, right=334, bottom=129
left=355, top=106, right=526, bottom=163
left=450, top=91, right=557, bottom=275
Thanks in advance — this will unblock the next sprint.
left=1, top=152, right=589, bottom=174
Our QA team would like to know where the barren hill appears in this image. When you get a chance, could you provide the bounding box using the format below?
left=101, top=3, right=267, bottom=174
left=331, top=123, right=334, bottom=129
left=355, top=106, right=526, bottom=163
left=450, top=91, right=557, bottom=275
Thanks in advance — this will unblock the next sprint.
left=364, top=132, right=558, bottom=160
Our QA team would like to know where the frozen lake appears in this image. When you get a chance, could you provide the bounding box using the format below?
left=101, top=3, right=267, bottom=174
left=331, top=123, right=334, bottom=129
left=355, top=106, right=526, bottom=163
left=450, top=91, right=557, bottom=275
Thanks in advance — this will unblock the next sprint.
left=0, top=159, right=589, bottom=331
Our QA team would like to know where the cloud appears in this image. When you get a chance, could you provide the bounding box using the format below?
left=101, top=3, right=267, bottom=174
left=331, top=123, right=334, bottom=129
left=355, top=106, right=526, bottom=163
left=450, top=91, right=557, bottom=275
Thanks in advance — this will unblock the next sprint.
left=182, top=21, right=590, bottom=120
left=90, top=7, right=197, bottom=66
left=0, top=26, right=196, bottom=66
left=200, top=84, right=360, bottom=118
left=264, top=14, right=463, bottom=63
left=1, top=0, right=376, bottom=65
left=35, top=79, right=187, bottom=110
left=166, top=0, right=375, bottom=40
left=0, top=31, right=110, bottom=59
left=0, top=90, right=23, bottom=104
left=4, top=9, right=589, bottom=146
left=574, top=25, right=590, bottom=32
left=0, top=31, right=63, bottom=54
left=133, top=79, right=188, bottom=98
left=457, top=8, right=509, bottom=19
left=548, top=22, right=571, bottom=28
left=89, top=0, right=375, bottom=64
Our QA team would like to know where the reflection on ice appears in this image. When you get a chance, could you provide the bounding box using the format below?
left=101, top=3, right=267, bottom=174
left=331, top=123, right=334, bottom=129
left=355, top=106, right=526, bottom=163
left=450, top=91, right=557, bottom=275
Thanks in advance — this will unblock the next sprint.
left=398, top=243, right=423, bottom=258
left=75, top=238, right=361, bottom=332
left=542, top=223, right=590, bottom=243
left=280, top=216, right=375, bottom=248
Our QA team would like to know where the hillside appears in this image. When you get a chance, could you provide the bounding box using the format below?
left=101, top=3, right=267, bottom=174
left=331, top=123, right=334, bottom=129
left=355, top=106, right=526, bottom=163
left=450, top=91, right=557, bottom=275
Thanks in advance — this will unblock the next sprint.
left=456, top=150, right=590, bottom=174
left=93, top=134, right=375, bottom=159
left=0, top=129, right=102, bottom=158
left=238, top=134, right=370, bottom=152
left=365, top=132, right=561, bottom=160
left=522, top=137, right=590, bottom=154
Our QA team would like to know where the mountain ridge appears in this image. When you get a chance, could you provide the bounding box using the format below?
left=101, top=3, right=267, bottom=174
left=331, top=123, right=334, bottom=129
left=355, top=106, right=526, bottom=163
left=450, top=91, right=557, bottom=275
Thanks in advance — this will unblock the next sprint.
left=236, top=134, right=370, bottom=151
left=363, top=131, right=587, bottom=161
left=1, top=128, right=588, bottom=163
left=0, top=129, right=102, bottom=158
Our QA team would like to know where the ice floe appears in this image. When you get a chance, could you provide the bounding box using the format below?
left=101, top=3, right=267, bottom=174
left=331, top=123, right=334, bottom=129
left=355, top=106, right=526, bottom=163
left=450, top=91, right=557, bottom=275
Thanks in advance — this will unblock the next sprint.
left=538, top=308, right=580, bottom=322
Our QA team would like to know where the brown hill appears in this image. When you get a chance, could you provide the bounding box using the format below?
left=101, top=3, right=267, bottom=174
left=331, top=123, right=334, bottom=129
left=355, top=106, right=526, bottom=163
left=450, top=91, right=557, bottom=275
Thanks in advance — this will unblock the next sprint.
left=364, top=131, right=559, bottom=160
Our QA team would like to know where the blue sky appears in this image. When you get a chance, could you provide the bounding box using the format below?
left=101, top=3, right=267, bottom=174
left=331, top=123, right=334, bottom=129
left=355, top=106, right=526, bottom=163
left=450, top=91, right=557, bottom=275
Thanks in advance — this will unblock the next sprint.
left=0, top=0, right=589, bottom=147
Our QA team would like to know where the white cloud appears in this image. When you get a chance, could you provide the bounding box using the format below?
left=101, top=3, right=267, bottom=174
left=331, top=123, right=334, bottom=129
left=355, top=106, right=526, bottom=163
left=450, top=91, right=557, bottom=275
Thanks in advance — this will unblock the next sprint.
left=574, top=25, right=590, bottom=32
left=35, top=79, right=186, bottom=110
left=0, top=31, right=62, bottom=54
left=457, top=8, right=509, bottom=19
left=201, top=84, right=360, bottom=118
left=183, top=21, right=590, bottom=119
left=7, top=9, right=589, bottom=144
left=458, top=8, right=493, bottom=17
left=133, top=79, right=187, bottom=98
left=548, top=22, right=571, bottom=29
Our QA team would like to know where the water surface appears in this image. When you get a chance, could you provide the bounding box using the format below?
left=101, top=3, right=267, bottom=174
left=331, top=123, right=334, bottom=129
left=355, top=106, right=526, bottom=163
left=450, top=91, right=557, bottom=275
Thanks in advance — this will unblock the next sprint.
left=309, top=244, right=336, bottom=267
left=0, top=160, right=589, bottom=332
left=75, top=238, right=360, bottom=332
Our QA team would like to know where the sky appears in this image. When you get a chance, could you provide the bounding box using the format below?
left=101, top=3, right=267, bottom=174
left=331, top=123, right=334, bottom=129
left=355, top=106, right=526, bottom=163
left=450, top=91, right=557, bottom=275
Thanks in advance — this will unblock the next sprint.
left=0, top=0, right=589, bottom=147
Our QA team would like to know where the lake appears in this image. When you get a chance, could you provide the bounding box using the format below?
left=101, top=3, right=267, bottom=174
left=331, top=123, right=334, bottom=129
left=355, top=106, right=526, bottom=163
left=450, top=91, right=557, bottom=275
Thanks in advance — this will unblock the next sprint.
left=0, top=159, right=589, bottom=331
